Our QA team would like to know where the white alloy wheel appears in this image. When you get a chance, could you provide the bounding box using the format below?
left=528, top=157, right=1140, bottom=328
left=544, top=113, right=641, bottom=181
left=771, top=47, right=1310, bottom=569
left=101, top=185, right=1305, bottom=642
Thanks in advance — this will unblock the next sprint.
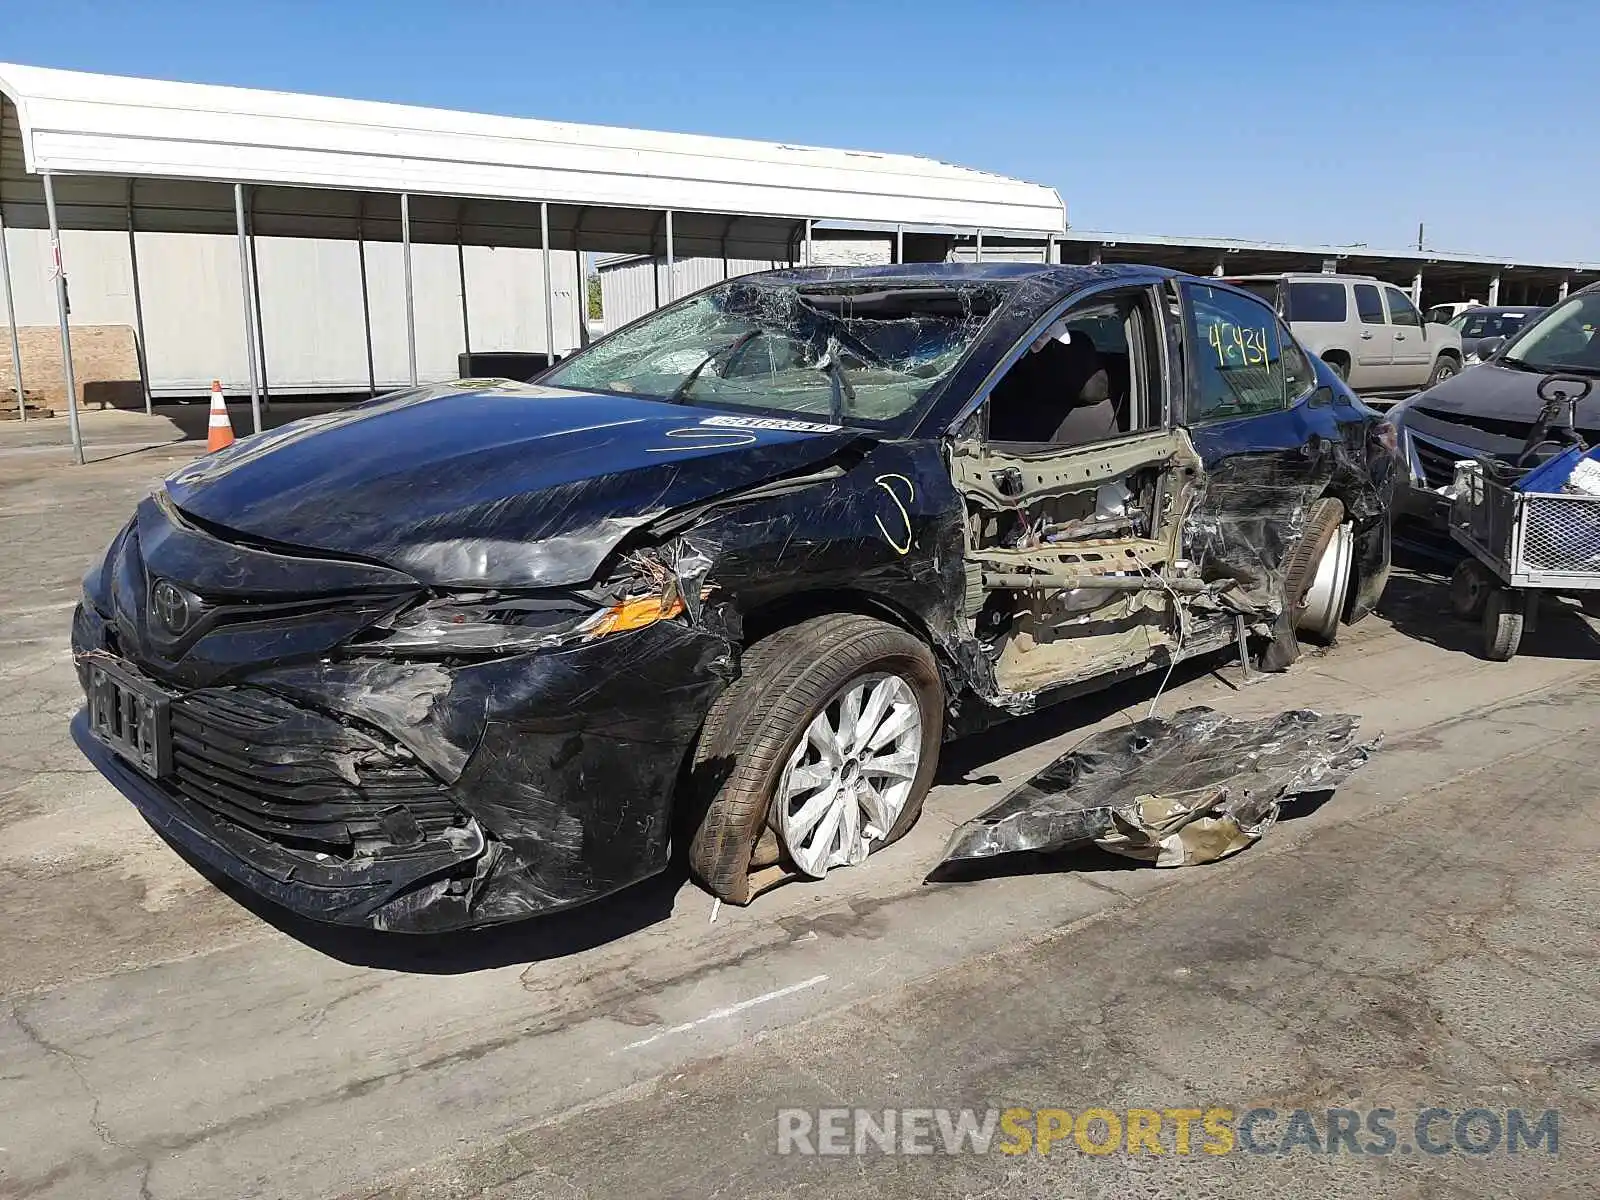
left=773, top=671, right=923, bottom=878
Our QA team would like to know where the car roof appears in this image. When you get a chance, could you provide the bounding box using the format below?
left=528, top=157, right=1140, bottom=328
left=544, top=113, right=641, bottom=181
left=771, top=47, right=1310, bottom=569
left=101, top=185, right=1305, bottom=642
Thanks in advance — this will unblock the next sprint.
left=1222, top=272, right=1380, bottom=284
left=1461, top=305, right=1545, bottom=315
left=744, top=261, right=1178, bottom=288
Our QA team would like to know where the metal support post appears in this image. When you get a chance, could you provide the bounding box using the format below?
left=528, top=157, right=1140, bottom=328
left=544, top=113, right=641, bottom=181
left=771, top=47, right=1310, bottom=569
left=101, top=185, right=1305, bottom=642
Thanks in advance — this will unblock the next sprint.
left=975, top=228, right=984, bottom=263
left=1488, top=272, right=1501, bottom=306
left=540, top=202, right=556, bottom=366
left=248, top=190, right=269, bottom=408
left=803, top=218, right=812, bottom=267
left=44, top=174, right=84, bottom=463
left=400, top=192, right=417, bottom=386
left=895, top=223, right=904, bottom=265
left=457, top=204, right=471, bottom=357
left=664, top=209, right=675, bottom=303
left=233, top=184, right=263, bottom=433
left=0, top=205, right=25, bottom=421
left=126, top=182, right=151, bottom=414
left=356, top=200, right=376, bottom=397
left=1411, top=271, right=1423, bottom=304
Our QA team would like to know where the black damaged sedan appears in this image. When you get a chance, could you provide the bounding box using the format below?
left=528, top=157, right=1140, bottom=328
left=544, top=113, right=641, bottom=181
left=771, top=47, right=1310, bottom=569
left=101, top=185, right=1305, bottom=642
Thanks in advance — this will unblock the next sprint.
left=73, top=264, right=1399, bottom=931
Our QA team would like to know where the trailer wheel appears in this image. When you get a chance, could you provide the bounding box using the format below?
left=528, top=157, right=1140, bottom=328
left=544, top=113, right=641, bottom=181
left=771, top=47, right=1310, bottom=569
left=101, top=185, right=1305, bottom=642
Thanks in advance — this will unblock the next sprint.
left=1449, top=559, right=1493, bottom=620
left=1482, top=590, right=1525, bottom=662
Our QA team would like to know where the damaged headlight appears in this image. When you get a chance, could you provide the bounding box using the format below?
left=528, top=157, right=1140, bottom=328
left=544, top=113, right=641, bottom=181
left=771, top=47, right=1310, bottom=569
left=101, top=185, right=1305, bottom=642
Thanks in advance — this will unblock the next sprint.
left=361, top=591, right=686, bottom=657
left=1376, top=414, right=1403, bottom=458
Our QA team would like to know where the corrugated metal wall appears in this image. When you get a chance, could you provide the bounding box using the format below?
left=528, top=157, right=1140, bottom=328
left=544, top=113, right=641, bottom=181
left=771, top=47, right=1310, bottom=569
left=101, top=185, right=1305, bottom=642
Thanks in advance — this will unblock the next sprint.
left=597, top=238, right=894, bottom=330
left=598, top=256, right=784, bottom=331
left=949, top=243, right=1051, bottom=263
left=0, top=226, right=582, bottom=395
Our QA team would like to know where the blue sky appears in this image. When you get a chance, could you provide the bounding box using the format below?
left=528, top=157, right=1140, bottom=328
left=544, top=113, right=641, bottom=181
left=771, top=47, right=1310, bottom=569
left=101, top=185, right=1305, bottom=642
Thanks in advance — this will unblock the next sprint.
left=5, top=0, right=1593, bottom=262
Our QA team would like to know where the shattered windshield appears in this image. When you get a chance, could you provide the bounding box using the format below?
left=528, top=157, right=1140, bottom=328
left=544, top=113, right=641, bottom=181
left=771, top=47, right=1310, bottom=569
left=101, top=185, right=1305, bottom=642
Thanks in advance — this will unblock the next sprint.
left=544, top=278, right=1009, bottom=425
left=1499, top=292, right=1600, bottom=375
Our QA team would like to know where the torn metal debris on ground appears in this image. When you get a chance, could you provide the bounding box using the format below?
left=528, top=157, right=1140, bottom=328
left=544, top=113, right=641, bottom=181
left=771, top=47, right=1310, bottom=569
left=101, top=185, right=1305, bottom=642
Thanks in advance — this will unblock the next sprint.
left=936, top=707, right=1378, bottom=872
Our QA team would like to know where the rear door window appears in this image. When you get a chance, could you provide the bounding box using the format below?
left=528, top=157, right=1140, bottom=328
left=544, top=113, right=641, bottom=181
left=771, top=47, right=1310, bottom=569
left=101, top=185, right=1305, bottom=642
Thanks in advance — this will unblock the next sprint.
left=1354, top=284, right=1386, bottom=324
left=1280, top=323, right=1316, bottom=401
left=1287, top=281, right=1348, bottom=323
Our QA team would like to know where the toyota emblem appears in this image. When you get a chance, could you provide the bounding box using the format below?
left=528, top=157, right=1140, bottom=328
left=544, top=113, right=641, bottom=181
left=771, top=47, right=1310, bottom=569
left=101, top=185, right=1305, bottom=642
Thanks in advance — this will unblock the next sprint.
left=151, top=579, right=193, bottom=636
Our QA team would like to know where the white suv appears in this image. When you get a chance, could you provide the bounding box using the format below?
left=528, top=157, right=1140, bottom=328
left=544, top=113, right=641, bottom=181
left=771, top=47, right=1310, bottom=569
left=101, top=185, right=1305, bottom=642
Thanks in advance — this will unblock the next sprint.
left=1226, top=274, right=1463, bottom=402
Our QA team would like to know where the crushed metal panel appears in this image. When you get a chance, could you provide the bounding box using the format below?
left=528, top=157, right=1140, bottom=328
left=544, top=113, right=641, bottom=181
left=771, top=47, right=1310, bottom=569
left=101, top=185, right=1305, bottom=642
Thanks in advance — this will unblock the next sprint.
left=937, top=706, right=1377, bottom=871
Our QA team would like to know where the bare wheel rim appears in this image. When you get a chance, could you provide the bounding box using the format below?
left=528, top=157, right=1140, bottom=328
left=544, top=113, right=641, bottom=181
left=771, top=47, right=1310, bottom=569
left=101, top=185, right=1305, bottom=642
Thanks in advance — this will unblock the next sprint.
left=773, top=671, right=922, bottom=878
left=1297, top=522, right=1354, bottom=640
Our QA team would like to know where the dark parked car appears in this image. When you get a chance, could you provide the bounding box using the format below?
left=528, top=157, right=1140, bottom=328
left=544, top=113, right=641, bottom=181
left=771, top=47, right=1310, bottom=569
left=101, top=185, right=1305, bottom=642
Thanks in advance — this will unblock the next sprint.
left=1451, top=305, right=1545, bottom=365
left=1389, top=282, right=1600, bottom=551
left=72, top=264, right=1399, bottom=932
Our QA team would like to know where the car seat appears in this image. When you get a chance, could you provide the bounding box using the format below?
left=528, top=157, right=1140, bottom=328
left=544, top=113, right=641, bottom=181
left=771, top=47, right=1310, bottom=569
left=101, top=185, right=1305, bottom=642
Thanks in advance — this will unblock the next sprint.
left=988, top=332, right=1115, bottom=444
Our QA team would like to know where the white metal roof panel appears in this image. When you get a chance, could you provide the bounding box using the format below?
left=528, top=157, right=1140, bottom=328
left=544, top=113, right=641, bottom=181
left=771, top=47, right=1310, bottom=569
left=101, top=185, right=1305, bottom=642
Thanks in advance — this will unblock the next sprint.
left=0, top=63, right=1065, bottom=234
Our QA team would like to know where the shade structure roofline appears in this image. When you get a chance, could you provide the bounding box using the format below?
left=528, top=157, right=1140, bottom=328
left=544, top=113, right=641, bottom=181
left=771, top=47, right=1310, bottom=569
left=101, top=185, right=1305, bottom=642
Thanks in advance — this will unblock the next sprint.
left=0, top=62, right=1066, bottom=235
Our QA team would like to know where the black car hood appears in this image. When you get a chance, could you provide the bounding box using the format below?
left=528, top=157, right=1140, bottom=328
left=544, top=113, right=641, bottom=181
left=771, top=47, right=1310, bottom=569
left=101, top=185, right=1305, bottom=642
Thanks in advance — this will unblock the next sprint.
left=1395, top=362, right=1600, bottom=452
left=164, top=382, right=862, bottom=588
left=1403, top=361, right=1600, bottom=424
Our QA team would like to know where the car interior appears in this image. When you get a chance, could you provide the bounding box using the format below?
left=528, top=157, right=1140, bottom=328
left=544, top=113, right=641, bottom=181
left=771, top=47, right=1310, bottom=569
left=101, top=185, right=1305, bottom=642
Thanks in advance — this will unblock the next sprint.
left=984, top=293, right=1155, bottom=445
left=948, top=286, right=1221, bottom=697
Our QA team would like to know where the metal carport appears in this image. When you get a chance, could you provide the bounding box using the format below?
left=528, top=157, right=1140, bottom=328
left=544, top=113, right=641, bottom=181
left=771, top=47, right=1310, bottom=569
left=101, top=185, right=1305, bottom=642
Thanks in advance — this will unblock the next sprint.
left=0, top=62, right=1066, bottom=462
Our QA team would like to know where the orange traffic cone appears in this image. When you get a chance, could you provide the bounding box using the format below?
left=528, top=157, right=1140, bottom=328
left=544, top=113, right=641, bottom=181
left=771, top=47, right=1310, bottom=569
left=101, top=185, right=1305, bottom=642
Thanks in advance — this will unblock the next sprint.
left=207, top=380, right=235, bottom=452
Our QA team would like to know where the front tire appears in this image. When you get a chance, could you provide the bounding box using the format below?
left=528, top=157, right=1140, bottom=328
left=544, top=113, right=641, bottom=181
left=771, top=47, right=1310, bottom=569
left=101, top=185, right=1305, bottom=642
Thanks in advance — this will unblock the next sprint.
left=1428, top=356, right=1460, bottom=387
left=687, top=613, right=943, bottom=903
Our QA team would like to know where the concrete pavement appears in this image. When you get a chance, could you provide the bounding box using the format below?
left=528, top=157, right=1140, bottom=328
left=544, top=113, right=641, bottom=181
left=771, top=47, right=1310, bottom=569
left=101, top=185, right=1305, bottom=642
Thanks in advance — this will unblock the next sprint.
left=1, top=443, right=1596, bottom=1199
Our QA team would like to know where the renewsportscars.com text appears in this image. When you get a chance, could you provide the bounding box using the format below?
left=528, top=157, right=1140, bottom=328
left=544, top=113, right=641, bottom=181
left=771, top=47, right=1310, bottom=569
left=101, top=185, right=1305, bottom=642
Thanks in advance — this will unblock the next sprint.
left=775, top=1106, right=1560, bottom=1158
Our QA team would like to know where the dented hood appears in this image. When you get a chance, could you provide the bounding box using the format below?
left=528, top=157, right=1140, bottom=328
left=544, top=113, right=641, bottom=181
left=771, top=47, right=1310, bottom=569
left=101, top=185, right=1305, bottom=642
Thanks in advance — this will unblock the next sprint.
left=164, top=382, right=861, bottom=587
left=1398, top=362, right=1600, bottom=443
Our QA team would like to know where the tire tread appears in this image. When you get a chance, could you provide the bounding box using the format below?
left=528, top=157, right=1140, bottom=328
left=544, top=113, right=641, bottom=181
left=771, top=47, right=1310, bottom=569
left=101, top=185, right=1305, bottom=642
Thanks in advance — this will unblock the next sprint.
left=688, top=613, right=942, bottom=902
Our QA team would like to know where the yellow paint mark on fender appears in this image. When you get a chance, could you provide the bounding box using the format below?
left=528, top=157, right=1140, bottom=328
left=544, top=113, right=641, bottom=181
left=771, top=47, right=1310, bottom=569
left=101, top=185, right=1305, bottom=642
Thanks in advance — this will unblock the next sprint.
left=874, top=473, right=915, bottom=555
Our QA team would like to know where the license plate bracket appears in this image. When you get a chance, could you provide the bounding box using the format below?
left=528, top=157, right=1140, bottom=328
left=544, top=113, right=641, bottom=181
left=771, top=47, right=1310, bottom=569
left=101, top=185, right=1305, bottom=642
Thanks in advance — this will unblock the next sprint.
left=86, top=657, right=173, bottom=780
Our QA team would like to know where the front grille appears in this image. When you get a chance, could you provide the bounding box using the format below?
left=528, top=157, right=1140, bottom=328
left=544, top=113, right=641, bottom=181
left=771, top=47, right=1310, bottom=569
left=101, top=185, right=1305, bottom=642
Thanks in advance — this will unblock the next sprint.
left=167, top=688, right=467, bottom=860
left=1417, top=405, right=1600, bottom=447
left=1412, top=436, right=1466, bottom=490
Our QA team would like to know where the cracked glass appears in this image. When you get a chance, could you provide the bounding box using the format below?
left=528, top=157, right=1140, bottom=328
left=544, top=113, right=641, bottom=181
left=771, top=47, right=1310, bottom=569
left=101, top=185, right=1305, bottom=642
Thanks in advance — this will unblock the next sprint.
left=545, top=279, right=1010, bottom=426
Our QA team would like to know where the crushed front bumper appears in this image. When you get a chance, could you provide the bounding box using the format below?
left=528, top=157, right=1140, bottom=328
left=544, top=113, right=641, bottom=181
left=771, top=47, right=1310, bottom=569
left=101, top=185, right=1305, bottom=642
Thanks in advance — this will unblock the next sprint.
left=73, top=709, right=489, bottom=930
left=72, top=617, right=735, bottom=932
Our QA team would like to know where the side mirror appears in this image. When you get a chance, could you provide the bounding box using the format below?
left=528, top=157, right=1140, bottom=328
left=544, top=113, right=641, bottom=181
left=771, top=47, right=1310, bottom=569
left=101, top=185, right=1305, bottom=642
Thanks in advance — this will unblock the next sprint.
left=1476, top=336, right=1506, bottom=360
